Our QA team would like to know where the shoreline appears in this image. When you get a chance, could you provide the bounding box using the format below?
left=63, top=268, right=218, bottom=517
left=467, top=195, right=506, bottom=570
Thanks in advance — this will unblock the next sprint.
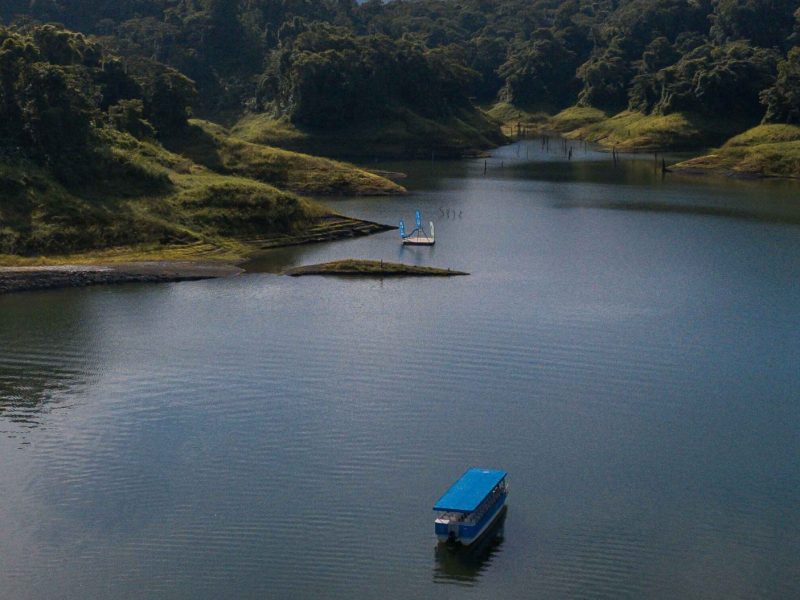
left=0, top=216, right=396, bottom=295
left=517, top=129, right=800, bottom=181
left=494, top=105, right=800, bottom=181
left=0, top=262, right=244, bottom=295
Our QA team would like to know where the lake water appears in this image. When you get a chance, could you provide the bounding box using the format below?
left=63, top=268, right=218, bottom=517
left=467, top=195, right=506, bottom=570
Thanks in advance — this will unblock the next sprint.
left=2, top=143, right=799, bottom=599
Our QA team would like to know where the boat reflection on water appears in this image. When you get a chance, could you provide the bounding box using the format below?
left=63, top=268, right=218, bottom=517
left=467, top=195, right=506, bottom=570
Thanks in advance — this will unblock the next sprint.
left=433, top=506, right=508, bottom=586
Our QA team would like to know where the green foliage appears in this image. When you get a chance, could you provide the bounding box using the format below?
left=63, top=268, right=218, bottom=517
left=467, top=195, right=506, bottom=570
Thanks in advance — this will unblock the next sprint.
left=259, top=22, right=477, bottom=129
left=571, top=0, right=795, bottom=125
left=164, top=119, right=405, bottom=195
left=171, top=178, right=310, bottom=238
left=127, top=58, right=196, bottom=135
left=0, top=23, right=195, bottom=186
left=0, top=160, right=175, bottom=256
left=576, top=0, right=711, bottom=111
left=108, top=99, right=157, bottom=138
left=761, top=47, right=800, bottom=124
left=499, top=29, right=581, bottom=108
left=232, top=105, right=504, bottom=160
left=0, top=129, right=326, bottom=257
left=549, top=106, right=608, bottom=132
left=630, top=42, right=780, bottom=119
left=3, top=0, right=800, bottom=161
left=3, top=0, right=800, bottom=130
left=710, top=0, right=797, bottom=49
left=577, top=46, right=635, bottom=111
left=0, top=20, right=404, bottom=260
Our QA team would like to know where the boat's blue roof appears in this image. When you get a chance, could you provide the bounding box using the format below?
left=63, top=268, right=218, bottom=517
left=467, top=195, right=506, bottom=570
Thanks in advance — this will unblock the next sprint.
left=433, top=468, right=507, bottom=513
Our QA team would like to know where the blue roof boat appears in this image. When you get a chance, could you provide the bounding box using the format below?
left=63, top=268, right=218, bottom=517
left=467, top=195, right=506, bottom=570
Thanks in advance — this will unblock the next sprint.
left=434, top=468, right=508, bottom=545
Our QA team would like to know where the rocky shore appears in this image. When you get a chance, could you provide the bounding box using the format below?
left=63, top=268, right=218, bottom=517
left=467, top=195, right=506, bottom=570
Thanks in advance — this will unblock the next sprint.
left=0, top=262, right=242, bottom=295
left=0, top=216, right=398, bottom=295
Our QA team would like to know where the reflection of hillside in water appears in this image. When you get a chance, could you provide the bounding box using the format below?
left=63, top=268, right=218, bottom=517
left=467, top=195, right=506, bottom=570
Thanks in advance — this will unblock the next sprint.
left=0, top=292, right=95, bottom=430
left=433, top=507, right=507, bottom=586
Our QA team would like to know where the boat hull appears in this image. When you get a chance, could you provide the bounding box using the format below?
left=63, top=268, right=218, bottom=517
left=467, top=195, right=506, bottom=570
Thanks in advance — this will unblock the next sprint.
left=435, top=492, right=507, bottom=546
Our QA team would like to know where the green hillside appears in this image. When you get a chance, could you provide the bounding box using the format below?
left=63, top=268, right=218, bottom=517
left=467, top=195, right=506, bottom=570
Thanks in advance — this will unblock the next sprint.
left=0, top=129, right=325, bottom=261
left=671, top=125, right=800, bottom=178
left=1, top=0, right=799, bottom=206
left=165, top=120, right=405, bottom=194
left=0, top=24, right=403, bottom=264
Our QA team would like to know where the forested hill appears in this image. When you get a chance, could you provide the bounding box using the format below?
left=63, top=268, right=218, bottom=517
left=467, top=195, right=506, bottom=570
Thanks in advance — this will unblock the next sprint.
left=2, top=0, right=797, bottom=131
left=0, top=23, right=404, bottom=259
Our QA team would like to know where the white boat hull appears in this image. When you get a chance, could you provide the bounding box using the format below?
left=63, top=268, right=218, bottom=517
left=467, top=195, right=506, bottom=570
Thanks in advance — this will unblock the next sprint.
left=403, top=236, right=435, bottom=246
left=435, top=493, right=507, bottom=546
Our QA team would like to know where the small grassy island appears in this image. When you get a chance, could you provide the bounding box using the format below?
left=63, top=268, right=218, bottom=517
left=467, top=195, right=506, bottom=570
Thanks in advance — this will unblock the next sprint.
left=283, top=260, right=469, bottom=278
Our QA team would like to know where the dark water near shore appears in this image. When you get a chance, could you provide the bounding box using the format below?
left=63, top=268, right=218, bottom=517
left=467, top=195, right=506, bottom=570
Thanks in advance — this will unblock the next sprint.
left=2, top=143, right=800, bottom=599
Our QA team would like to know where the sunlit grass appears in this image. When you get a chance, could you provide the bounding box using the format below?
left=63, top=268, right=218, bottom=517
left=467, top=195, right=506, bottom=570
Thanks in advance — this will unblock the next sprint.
left=562, top=110, right=749, bottom=151
left=0, top=128, right=341, bottom=263
left=170, top=120, right=405, bottom=196
left=672, top=124, right=800, bottom=178
left=549, top=106, right=607, bottom=132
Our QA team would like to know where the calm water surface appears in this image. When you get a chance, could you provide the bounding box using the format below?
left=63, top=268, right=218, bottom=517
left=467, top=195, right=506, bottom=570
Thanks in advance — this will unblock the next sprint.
left=2, top=143, right=799, bottom=599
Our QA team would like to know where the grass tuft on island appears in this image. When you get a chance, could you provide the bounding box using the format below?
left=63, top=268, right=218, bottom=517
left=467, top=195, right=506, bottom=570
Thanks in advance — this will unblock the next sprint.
left=283, top=260, right=469, bottom=278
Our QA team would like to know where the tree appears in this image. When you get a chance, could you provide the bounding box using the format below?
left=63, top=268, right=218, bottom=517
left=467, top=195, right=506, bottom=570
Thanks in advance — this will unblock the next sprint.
left=761, top=47, right=800, bottom=123
left=17, top=62, right=96, bottom=168
left=499, top=30, right=580, bottom=108
left=640, top=42, right=779, bottom=118
left=133, top=60, right=197, bottom=135
left=577, top=45, right=634, bottom=111
left=711, top=0, right=797, bottom=50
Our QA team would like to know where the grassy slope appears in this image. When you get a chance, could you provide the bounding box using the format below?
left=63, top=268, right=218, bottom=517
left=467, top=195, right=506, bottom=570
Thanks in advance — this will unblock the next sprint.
left=670, top=124, right=800, bottom=178
left=165, top=120, right=405, bottom=196
left=0, top=113, right=412, bottom=265
left=485, top=102, right=553, bottom=135
left=489, top=102, right=755, bottom=153
left=232, top=106, right=506, bottom=159
left=549, top=106, right=608, bottom=132
left=0, top=129, right=348, bottom=265
left=487, top=103, right=607, bottom=136
left=561, top=110, right=750, bottom=151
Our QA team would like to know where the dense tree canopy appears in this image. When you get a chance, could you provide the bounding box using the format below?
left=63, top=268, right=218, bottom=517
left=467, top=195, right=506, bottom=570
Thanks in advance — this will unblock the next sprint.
left=0, top=23, right=194, bottom=182
left=2, top=0, right=800, bottom=133
left=761, top=46, right=800, bottom=123
left=258, top=21, right=476, bottom=127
